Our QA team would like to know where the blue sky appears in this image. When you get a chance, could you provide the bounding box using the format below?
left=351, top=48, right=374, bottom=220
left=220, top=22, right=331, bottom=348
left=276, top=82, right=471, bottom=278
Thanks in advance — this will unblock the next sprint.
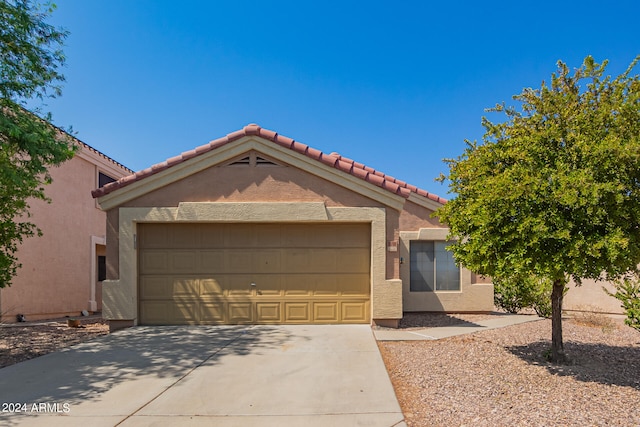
left=44, top=0, right=639, bottom=197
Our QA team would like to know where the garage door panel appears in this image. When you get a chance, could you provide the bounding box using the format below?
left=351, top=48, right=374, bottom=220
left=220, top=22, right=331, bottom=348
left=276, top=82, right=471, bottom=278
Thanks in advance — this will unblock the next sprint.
left=199, top=250, right=225, bottom=272
left=255, top=224, right=283, bottom=247
left=285, top=302, right=310, bottom=322
left=140, top=251, right=169, bottom=274
left=342, top=302, right=368, bottom=322
left=314, top=302, right=339, bottom=322
left=225, top=224, right=255, bottom=247
left=171, top=278, right=199, bottom=297
left=337, top=274, right=370, bottom=296
left=226, top=275, right=253, bottom=296
left=281, top=225, right=311, bottom=247
left=254, top=250, right=281, bottom=273
left=140, top=301, right=172, bottom=324
left=170, top=251, right=198, bottom=272
left=139, top=277, right=171, bottom=299
left=254, top=275, right=283, bottom=296
left=282, top=275, right=313, bottom=296
left=336, top=249, right=370, bottom=273
left=172, top=301, right=199, bottom=322
left=228, top=302, right=253, bottom=323
left=200, top=226, right=225, bottom=248
left=337, top=225, right=371, bottom=247
left=139, top=224, right=169, bottom=248
left=282, top=249, right=312, bottom=273
left=225, top=249, right=253, bottom=273
left=312, top=276, right=339, bottom=296
left=307, top=249, right=337, bottom=271
left=168, top=224, right=199, bottom=248
left=256, top=302, right=281, bottom=322
left=200, top=302, right=225, bottom=322
left=200, top=278, right=223, bottom=296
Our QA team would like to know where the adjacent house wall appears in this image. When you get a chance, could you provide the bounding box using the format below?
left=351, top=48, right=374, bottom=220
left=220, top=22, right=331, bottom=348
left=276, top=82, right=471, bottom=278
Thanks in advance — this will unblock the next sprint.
left=0, top=144, right=130, bottom=322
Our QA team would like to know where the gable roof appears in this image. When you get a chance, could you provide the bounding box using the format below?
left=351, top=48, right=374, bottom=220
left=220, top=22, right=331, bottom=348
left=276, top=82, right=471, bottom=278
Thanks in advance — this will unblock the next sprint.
left=91, top=124, right=446, bottom=205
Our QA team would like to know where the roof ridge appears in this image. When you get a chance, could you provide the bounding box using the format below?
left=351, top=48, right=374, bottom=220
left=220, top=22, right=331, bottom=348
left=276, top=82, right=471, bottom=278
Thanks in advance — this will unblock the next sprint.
left=91, top=124, right=447, bottom=204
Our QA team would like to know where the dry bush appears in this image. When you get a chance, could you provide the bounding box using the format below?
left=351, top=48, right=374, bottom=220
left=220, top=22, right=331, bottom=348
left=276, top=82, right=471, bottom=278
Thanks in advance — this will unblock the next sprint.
left=569, top=305, right=618, bottom=333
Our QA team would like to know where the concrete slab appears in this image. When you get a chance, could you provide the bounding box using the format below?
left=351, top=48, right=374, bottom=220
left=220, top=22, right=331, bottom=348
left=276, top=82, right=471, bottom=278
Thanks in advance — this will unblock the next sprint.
left=373, top=314, right=543, bottom=341
left=0, top=325, right=405, bottom=427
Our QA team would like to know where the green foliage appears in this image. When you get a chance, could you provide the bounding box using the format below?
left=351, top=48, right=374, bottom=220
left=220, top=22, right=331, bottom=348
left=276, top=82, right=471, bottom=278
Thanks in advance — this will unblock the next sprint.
left=435, top=55, right=640, bottom=361
left=493, top=275, right=555, bottom=318
left=607, top=275, right=640, bottom=331
left=493, top=277, right=533, bottom=314
left=0, top=0, right=75, bottom=287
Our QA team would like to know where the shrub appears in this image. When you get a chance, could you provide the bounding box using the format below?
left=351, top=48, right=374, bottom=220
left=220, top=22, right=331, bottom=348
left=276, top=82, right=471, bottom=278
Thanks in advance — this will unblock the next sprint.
left=494, top=275, right=555, bottom=318
left=607, top=275, right=640, bottom=331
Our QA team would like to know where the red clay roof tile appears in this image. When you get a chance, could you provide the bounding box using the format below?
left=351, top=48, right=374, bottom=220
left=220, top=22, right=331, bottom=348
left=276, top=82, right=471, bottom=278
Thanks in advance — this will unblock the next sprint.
left=336, top=159, right=353, bottom=173
left=366, top=173, right=385, bottom=187
left=91, top=124, right=447, bottom=204
left=351, top=166, right=369, bottom=180
left=306, top=147, right=323, bottom=160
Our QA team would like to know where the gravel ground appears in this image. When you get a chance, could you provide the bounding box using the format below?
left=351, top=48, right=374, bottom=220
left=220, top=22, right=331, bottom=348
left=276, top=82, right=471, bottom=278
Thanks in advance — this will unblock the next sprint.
left=0, top=317, right=109, bottom=369
left=379, top=313, right=640, bottom=427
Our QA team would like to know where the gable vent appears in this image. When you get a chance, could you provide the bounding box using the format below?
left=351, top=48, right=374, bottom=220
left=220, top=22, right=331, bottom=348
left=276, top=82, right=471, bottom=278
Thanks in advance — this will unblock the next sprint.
left=230, top=156, right=251, bottom=166
left=255, top=156, right=277, bottom=166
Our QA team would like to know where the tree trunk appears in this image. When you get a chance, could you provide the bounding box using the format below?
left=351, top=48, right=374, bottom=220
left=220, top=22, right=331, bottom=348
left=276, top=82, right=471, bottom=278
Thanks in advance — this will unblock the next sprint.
left=550, top=278, right=567, bottom=363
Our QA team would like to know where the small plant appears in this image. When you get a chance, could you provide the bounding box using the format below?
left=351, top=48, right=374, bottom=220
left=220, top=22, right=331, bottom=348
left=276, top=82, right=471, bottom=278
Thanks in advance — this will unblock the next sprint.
left=606, top=275, right=640, bottom=331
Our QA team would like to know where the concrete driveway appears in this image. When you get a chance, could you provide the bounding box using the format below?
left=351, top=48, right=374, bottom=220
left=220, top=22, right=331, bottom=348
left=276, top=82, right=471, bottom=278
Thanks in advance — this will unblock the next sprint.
left=0, top=325, right=405, bottom=426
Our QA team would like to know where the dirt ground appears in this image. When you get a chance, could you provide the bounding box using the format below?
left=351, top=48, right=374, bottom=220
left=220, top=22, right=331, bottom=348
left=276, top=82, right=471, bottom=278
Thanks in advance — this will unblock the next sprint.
left=0, top=316, right=109, bottom=369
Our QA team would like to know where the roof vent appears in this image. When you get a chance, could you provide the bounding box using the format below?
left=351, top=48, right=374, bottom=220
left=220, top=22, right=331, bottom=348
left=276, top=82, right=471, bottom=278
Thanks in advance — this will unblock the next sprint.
left=229, top=156, right=251, bottom=166
left=256, top=156, right=277, bottom=166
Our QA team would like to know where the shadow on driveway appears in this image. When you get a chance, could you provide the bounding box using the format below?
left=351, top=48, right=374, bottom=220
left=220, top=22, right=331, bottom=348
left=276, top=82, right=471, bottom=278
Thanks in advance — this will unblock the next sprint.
left=1, top=325, right=296, bottom=411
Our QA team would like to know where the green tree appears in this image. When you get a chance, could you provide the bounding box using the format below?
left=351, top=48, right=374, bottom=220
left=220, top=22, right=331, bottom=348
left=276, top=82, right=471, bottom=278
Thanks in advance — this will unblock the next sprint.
left=435, top=55, right=640, bottom=363
left=0, top=0, right=76, bottom=287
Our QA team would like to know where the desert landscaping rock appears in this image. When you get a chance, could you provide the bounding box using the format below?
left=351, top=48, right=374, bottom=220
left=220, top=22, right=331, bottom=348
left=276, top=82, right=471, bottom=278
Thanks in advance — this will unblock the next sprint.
left=379, top=315, right=640, bottom=427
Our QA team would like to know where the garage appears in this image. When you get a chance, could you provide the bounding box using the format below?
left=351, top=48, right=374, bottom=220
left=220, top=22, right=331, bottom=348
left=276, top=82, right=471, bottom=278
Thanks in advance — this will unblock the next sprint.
left=138, top=222, right=371, bottom=325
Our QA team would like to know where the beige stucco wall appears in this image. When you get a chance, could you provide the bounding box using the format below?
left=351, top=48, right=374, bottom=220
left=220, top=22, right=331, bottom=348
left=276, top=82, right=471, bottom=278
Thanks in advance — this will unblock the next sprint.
left=0, top=145, right=130, bottom=322
left=563, top=278, right=624, bottom=314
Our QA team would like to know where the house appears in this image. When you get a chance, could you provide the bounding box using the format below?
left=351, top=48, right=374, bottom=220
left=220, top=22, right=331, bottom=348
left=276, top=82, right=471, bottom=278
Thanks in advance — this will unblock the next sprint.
left=93, top=124, right=494, bottom=330
left=0, top=136, right=132, bottom=322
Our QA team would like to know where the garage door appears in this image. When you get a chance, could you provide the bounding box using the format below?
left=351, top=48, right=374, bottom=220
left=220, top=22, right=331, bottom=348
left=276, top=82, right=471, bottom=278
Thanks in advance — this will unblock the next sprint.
left=138, top=223, right=370, bottom=325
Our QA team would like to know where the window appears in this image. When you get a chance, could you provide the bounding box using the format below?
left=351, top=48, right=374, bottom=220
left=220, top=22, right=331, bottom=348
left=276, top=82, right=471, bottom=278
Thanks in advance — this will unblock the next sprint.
left=97, top=256, right=106, bottom=281
left=410, top=241, right=460, bottom=291
left=98, top=172, right=116, bottom=187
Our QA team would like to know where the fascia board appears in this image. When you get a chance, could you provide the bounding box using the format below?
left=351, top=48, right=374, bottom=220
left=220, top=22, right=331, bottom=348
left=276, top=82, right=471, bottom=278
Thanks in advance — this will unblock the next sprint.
left=407, top=192, right=446, bottom=212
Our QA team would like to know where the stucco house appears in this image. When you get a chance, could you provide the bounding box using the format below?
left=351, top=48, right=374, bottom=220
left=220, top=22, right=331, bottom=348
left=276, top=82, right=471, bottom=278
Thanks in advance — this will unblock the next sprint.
left=0, top=136, right=132, bottom=322
left=92, top=124, right=494, bottom=330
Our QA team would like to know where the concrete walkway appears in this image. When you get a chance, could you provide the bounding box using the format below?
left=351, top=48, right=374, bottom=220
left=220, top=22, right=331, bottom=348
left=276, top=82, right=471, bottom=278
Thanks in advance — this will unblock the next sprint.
left=0, top=325, right=405, bottom=427
left=374, top=314, right=543, bottom=341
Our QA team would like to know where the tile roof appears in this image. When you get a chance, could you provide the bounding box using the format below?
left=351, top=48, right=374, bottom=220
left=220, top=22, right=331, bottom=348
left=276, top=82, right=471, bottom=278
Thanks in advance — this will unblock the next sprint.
left=91, top=124, right=447, bottom=203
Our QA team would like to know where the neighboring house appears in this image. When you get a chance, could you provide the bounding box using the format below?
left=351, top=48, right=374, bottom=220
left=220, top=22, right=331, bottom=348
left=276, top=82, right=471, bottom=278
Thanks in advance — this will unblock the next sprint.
left=92, top=124, right=494, bottom=330
left=0, top=135, right=132, bottom=322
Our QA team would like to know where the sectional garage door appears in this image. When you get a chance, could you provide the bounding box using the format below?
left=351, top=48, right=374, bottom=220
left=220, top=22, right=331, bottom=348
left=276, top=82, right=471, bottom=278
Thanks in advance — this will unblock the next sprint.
left=138, top=223, right=371, bottom=325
